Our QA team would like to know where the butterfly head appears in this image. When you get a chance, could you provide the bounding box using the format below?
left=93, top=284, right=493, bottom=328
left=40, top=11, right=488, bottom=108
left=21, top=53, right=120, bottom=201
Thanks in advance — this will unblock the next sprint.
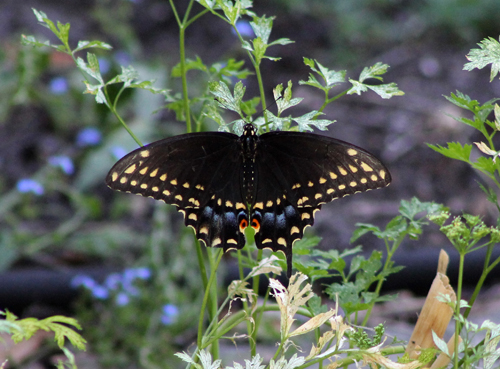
left=243, top=123, right=257, bottom=136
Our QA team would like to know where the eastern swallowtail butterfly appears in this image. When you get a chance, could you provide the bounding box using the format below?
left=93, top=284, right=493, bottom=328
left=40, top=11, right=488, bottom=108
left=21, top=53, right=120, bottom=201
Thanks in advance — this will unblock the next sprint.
left=106, top=123, right=391, bottom=278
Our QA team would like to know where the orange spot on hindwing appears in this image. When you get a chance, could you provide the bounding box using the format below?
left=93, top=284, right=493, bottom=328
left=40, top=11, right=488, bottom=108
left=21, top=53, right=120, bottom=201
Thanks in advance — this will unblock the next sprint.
left=239, top=218, right=248, bottom=229
left=251, top=218, right=260, bottom=231
left=250, top=211, right=262, bottom=233
left=238, top=211, right=249, bottom=233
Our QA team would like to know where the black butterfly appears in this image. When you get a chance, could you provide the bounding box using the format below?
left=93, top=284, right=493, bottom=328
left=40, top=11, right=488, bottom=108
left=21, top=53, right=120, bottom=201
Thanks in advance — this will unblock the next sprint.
left=106, top=123, right=391, bottom=278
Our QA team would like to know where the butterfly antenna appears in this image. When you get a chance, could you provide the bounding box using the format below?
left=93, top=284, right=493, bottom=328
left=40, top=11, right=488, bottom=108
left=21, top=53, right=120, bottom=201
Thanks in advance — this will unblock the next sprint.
left=253, top=95, right=284, bottom=132
left=257, top=95, right=282, bottom=116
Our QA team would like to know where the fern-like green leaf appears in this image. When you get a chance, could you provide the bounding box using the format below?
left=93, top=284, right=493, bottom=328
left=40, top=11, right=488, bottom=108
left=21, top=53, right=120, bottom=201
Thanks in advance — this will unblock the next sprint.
left=464, top=36, right=500, bottom=81
left=427, top=142, right=472, bottom=162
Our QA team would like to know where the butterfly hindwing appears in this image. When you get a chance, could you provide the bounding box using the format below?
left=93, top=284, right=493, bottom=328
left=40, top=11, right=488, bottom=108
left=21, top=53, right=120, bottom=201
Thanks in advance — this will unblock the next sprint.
left=183, top=194, right=247, bottom=252
left=250, top=199, right=319, bottom=276
left=106, top=132, right=248, bottom=251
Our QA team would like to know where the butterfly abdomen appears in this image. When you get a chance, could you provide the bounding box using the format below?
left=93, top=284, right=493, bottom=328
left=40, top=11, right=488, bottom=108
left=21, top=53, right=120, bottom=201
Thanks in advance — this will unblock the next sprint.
left=240, top=125, right=259, bottom=205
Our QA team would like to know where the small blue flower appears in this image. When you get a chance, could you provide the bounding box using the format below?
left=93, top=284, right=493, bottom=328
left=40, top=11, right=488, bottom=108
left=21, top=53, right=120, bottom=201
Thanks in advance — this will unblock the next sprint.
left=123, top=267, right=150, bottom=283
left=48, top=155, right=74, bottom=175
left=98, top=58, right=111, bottom=74
left=104, top=273, right=122, bottom=290
left=70, top=275, right=109, bottom=300
left=110, top=146, right=127, bottom=160
left=233, top=20, right=254, bottom=38
left=16, top=179, right=44, bottom=196
left=122, top=281, right=140, bottom=297
left=76, top=127, right=102, bottom=147
left=123, top=268, right=137, bottom=283
left=115, top=292, right=130, bottom=306
left=91, top=285, right=109, bottom=300
left=71, top=274, right=97, bottom=290
left=49, top=77, right=69, bottom=95
left=132, top=267, right=152, bottom=280
left=161, top=304, right=179, bottom=325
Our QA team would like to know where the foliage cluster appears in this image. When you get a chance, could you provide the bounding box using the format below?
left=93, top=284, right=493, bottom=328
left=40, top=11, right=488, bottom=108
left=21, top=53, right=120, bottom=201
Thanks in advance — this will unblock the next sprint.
left=0, top=0, right=499, bottom=368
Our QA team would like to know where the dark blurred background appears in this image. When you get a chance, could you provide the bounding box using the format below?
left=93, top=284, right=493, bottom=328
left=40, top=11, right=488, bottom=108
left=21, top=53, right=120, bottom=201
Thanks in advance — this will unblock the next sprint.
left=1, top=0, right=500, bottom=332
left=2, top=0, right=500, bottom=367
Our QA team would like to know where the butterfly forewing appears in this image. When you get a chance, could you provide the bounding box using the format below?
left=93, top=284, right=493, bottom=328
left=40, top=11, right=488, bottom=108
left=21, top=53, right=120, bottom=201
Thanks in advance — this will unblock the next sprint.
left=258, top=132, right=390, bottom=204
left=106, top=132, right=248, bottom=251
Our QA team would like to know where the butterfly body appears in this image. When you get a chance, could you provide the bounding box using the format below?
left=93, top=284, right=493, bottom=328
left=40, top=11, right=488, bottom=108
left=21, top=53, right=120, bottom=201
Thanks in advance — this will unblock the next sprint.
left=106, top=124, right=391, bottom=278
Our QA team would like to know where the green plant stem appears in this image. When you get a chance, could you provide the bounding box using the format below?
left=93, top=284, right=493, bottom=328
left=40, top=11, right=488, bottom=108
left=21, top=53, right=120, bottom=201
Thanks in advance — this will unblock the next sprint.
left=96, top=83, right=143, bottom=146
left=319, top=88, right=349, bottom=113
left=195, top=239, right=209, bottom=290
left=297, top=345, right=406, bottom=369
left=245, top=304, right=257, bottom=355
left=149, top=204, right=167, bottom=271
left=270, top=339, right=286, bottom=363
left=237, top=250, right=245, bottom=280
left=485, top=130, right=495, bottom=149
left=169, top=3, right=214, bottom=332
left=454, top=252, right=466, bottom=369
left=196, top=249, right=223, bottom=352
left=463, top=243, right=500, bottom=320
left=252, top=249, right=263, bottom=296
left=235, top=250, right=255, bottom=352
left=67, top=37, right=143, bottom=147
left=234, top=249, right=259, bottom=354
left=204, top=304, right=313, bottom=349
left=201, top=274, right=269, bottom=349
left=249, top=249, right=264, bottom=356
left=235, top=248, right=265, bottom=356
left=479, top=168, right=500, bottom=192
left=252, top=285, right=271, bottom=346
left=361, top=234, right=404, bottom=327
left=178, top=19, right=192, bottom=133
left=314, top=326, right=323, bottom=369
left=227, top=16, right=268, bottom=125
left=201, top=287, right=251, bottom=348
left=490, top=175, right=500, bottom=190
left=113, top=106, right=143, bottom=146
left=185, top=8, right=210, bottom=28
left=169, top=0, right=209, bottom=134
left=253, top=63, right=268, bottom=127
left=208, top=248, right=220, bottom=359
